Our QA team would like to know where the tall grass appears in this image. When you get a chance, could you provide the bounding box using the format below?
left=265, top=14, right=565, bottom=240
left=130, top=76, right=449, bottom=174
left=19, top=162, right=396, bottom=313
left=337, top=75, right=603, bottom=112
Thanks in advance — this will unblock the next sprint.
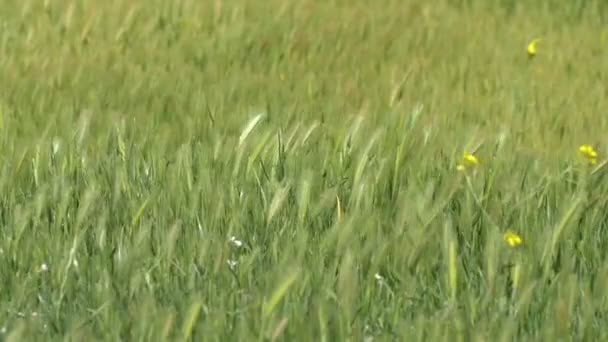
left=1, top=0, right=608, bottom=340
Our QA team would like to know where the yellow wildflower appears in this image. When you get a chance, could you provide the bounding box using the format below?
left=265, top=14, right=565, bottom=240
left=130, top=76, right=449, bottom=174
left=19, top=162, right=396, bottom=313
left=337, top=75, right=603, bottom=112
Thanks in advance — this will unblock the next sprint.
left=503, top=230, right=523, bottom=248
left=527, top=38, right=541, bottom=58
left=578, top=144, right=598, bottom=165
left=457, top=152, right=479, bottom=171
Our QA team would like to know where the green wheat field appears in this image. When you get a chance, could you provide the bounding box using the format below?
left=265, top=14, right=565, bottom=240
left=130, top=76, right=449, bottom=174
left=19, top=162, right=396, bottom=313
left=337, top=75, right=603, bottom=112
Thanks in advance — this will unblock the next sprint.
left=2, top=1, right=608, bottom=340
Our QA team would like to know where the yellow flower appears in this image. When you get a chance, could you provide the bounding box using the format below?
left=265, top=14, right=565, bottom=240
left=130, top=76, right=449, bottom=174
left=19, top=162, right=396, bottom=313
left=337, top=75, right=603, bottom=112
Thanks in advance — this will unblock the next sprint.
left=457, top=152, right=479, bottom=171
left=527, top=38, right=541, bottom=58
left=578, top=144, right=598, bottom=165
left=503, top=230, right=523, bottom=248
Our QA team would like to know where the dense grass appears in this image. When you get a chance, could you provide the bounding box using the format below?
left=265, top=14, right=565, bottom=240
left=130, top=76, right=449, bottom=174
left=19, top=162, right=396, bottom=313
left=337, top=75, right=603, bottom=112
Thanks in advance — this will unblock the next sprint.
left=2, top=0, right=608, bottom=340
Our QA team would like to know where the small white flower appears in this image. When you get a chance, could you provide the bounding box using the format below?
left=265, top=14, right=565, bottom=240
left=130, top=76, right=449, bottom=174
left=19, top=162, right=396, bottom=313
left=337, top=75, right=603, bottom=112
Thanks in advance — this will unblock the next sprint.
left=39, top=263, right=49, bottom=272
left=31, top=312, right=38, bottom=318
left=229, top=236, right=243, bottom=248
left=51, top=138, right=61, bottom=155
left=143, top=162, right=150, bottom=177
left=374, top=273, right=383, bottom=281
left=227, top=259, right=238, bottom=270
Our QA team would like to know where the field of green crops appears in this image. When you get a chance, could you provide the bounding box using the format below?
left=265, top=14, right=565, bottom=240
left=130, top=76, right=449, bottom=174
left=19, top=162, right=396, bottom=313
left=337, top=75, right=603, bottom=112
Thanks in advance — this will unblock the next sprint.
left=2, top=1, right=608, bottom=340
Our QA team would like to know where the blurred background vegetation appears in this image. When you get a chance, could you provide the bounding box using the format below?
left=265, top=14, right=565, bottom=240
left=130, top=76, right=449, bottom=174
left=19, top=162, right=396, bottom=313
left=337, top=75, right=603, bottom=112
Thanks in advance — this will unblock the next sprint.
left=1, top=0, right=608, bottom=340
